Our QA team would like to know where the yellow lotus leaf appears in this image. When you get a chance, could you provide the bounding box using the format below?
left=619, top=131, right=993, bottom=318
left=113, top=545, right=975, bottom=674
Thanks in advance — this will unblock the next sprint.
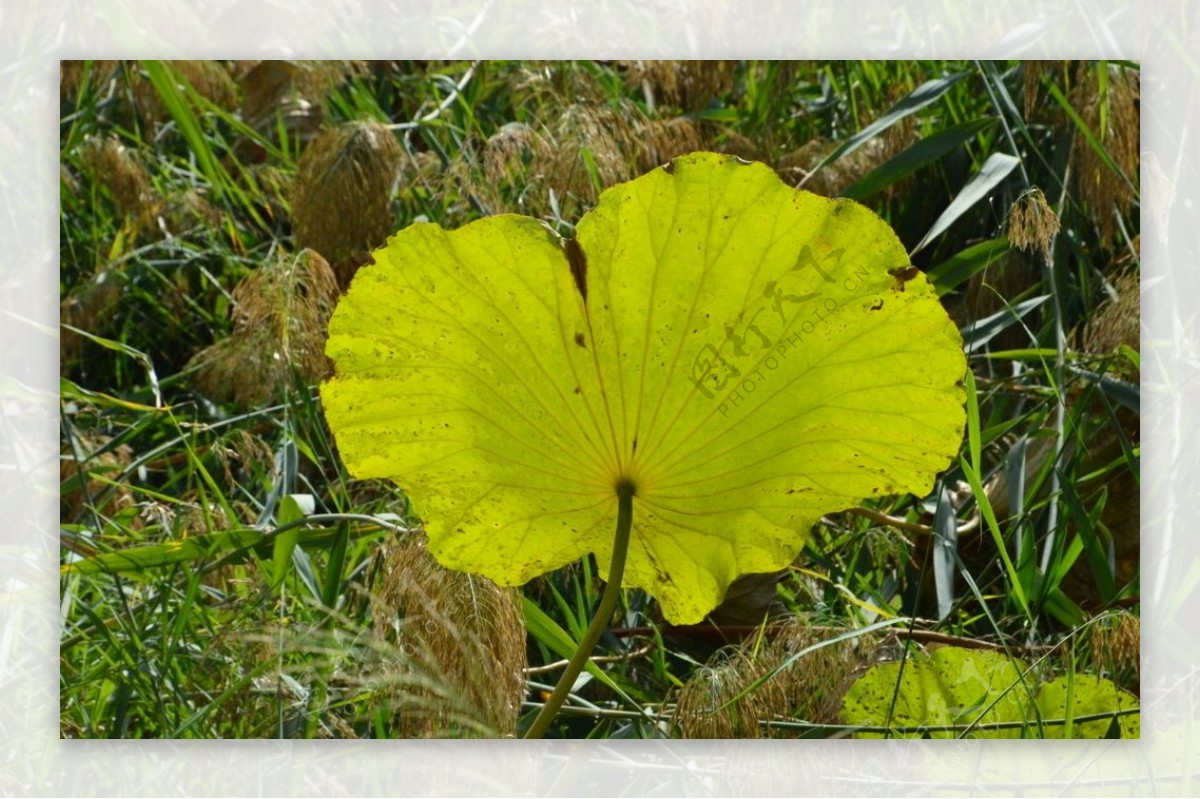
left=322, top=152, right=966, bottom=623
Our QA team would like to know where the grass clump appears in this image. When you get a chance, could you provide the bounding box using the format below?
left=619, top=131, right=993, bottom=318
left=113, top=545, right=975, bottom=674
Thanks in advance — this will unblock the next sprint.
left=292, top=121, right=402, bottom=287
left=369, top=537, right=527, bottom=737
left=186, top=248, right=338, bottom=407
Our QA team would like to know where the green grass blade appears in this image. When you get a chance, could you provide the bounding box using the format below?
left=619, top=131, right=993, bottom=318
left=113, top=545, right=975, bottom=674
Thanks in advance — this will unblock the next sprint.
left=1068, top=366, right=1139, bottom=415
left=926, top=237, right=1010, bottom=296
left=808, top=71, right=968, bottom=182
left=960, top=457, right=1032, bottom=620
left=60, top=327, right=165, bottom=408
left=840, top=117, right=998, bottom=201
left=521, top=596, right=639, bottom=710
left=964, top=369, right=983, bottom=476
left=911, top=152, right=1021, bottom=256
left=321, top=522, right=351, bottom=609
left=961, top=295, right=1050, bottom=354
left=62, top=522, right=381, bottom=576
left=932, top=484, right=958, bottom=620
left=962, top=370, right=1032, bottom=620
left=1060, top=479, right=1117, bottom=603
left=141, top=60, right=230, bottom=201
left=271, top=494, right=313, bottom=589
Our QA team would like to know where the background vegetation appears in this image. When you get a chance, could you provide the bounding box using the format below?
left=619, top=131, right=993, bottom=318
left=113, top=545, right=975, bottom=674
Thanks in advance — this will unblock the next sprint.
left=59, top=59, right=1139, bottom=738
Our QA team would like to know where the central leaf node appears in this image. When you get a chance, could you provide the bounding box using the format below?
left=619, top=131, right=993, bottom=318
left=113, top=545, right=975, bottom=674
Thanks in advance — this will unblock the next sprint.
left=614, top=476, right=638, bottom=498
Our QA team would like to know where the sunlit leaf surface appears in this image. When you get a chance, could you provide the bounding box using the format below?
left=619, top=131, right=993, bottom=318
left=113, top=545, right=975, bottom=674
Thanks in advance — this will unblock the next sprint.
left=1036, top=674, right=1139, bottom=738
left=841, top=647, right=1032, bottom=739
left=841, top=646, right=1140, bottom=738
left=322, top=152, right=966, bottom=623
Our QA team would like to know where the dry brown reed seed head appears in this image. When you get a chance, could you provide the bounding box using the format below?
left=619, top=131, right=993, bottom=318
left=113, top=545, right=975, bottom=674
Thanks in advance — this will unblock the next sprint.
left=60, top=163, right=81, bottom=200
left=439, top=62, right=719, bottom=224
left=767, top=621, right=870, bottom=728
left=212, top=428, right=276, bottom=488
left=239, top=61, right=321, bottom=152
left=236, top=61, right=367, bottom=153
left=63, top=62, right=237, bottom=148
left=624, top=60, right=736, bottom=113
left=369, top=537, right=527, bottom=737
left=174, top=497, right=235, bottom=538
left=163, top=188, right=223, bottom=234
left=76, top=133, right=220, bottom=241
left=715, top=130, right=764, bottom=163
left=291, top=121, right=402, bottom=288
left=674, top=648, right=784, bottom=738
left=511, top=62, right=612, bottom=110
left=1021, top=60, right=1065, bottom=122
left=1080, top=265, right=1139, bottom=367
left=449, top=93, right=709, bottom=223
left=543, top=98, right=707, bottom=215
left=549, top=103, right=642, bottom=197
left=1070, top=62, right=1140, bottom=245
left=1083, top=610, right=1140, bottom=685
left=242, top=164, right=293, bottom=224
left=79, top=134, right=154, bottom=220
left=444, top=98, right=643, bottom=223
left=635, top=117, right=705, bottom=173
left=473, top=121, right=555, bottom=215
left=1007, top=186, right=1061, bottom=261
left=61, top=269, right=123, bottom=370
left=672, top=617, right=873, bottom=737
left=482, top=122, right=551, bottom=181
left=187, top=249, right=339, bottom=407
left=393, top=150, right=443, bottom=213
left=60, top=60, right=120, bottom=102
left=775, top=140, right=840, bottom=196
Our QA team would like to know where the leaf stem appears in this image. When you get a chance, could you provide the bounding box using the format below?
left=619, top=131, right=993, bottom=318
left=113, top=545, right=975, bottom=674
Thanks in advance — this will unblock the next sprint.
left=524, top=481, right=635, bottom=739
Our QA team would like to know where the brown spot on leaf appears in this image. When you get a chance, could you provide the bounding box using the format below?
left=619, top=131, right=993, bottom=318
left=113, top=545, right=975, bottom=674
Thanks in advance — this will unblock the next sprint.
left=574, top=332, right=586, bottom=348
left=888, top=265, right=920, bottom=292
left=564, top=238, right=588, bottom=304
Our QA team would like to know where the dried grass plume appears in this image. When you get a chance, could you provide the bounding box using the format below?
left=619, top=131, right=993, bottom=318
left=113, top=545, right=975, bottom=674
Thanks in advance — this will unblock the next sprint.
left=672, top=618, right=872, bottom=738
left=369, top=536, right=527, bottom=737
left=625, top=60, right=736, bottom=113
left=291, top=121, right=402, bottom=287
left=1007, top=186, right=1061, bottom=261
left=1069, top=63, right=1139, bottom=245
left=79, top=134, right=154, bottom=220
left=188, top=249, right=339, bottom=407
